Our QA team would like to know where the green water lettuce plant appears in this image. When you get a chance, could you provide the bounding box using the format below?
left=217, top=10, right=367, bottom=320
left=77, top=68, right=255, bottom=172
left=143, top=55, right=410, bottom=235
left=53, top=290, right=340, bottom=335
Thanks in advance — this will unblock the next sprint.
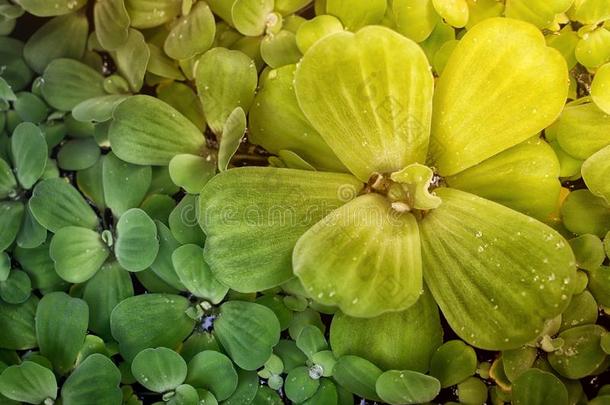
left=200, top=17, right=577, bottom=350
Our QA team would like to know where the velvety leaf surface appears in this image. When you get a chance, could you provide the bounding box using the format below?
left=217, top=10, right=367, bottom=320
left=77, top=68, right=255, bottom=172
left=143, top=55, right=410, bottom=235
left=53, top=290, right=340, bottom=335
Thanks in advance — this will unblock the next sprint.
left=171, top=244, right=228, bottom=304
left=185, top=350, right=237, bottom=401
left=375, top=370, right=441, bottom=405
left=115, top=208, right=159, bottom=272
left=582, top=145, right=610, bottom=204
left=164, top=1, right=215, bottom=60
left=41, top=59, right=106, bottom=111
left=16, top=0, right=86, bottom=16
left=0, top=361, right=57, bottom=404
left=49, top=226, right=109, bottom=283
left=512, top=368, right=568, bottom=405
left=132, top=347, right=187, bottom=393
left=102, top=152, right=152, bottom=217
left=94, top=0, right=130, bottom=50
left=555, top=102, right=610, bottom=160
left=11, top=122, right=47, bottom=189
left=60, top=354, right=122, bottom=405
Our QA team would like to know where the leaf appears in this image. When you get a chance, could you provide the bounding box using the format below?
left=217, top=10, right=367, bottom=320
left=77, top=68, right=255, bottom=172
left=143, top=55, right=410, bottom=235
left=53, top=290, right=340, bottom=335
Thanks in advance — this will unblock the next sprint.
left=109, top=95, right=206, bottom=165
left=94, top=0, right=130, bottom=51
left=295, top=15, right=344, bottom=54
left=505, top=0, right=572, bottom=28
left=156, top=82, right=205, bottom=130
left=284, top=366, right=319, bottom=403
left=124, top=0, right=181, bottom=28
left=30, top=178, right=98, bottom=232
left=376, top=370, right=440, bottom=405
left=185, top=351, right=237, bottom=401
left=0, top=361, right=57, bottom=404
left=102, top=152, right=152, bottom=217
left=333, top=355, right=382, bottom=401
left=199, top=167, right=363, bottom=292
left=222, top=369, right=259, bottom=405
left=260, top=30, right=302, bottom=69
left=195, top=47, right=257, bottom=135
left=0, top=201, right=24, bottom=251
left=432, top=0, right=469, bottom=27
left=171, top=244, right=228, bottom=304
left=214, top=301, right=281, bottom=370
left=72, top=95, right=129, bottom=123
left=41, top=59, right=106, bottom=111
left=294, top=194, right=422, bottom=317
left=445, top=137, right=561, bottom=220
left=582, top=144, right=610, bottom=204
left=15, top=0, right=86, bottom=16
left=430, top=17, right=568, bottom=176
left=429, top=340, right=477, bottom=387
left=548, top=325, right=608, bottom=379
left=218, top=107, right=246, bottom=171
left=231, top=0, right=274, bottom=36
left=0, top=270, right=31, bottom=304
left=60, top=354, right=122, bottom=405
left=23, top=13, right=88, bottom=74
left=560, top=291, right=598, bottom=332
left=168, top=154, right=216, bottom=194
left=110, top=294, right=195, bottom=361
left=10, top=122, right=47, bottom=189
left=561, top=190, right=610, bottom=237
left=49, top=226, right=109, bottom=283
left=512, top=368, right=568, bottom=405
left=114, top=28, right=150, bottom=92
left=0, top=253, right=8, bottom=282
left=82, top=261, right=134, bottom=340
left=568, top=0, right=610, bottom=24
left=575, top=27, right=610, bottom=68
left=36, top=292, right=88, bottom=375
left=326, top=0, right=386, bottom=30
left=115, top=208, right=159, bottom=272
left=57, top=138, right=101, bottom=171
left=0, top=296, right=38, bottom=350
left=0, top=158, right=16, bottom=198
left=593, top=63, right=610, bottom=112
left=569, top=234, right=606, bottom=271
left=295, top=25, right=433, bottom=181
left=164, top=1, right=215, bottom=60
left=132, top=347, right=187, bottom=393
left=555, top=102, right=610, bottom=160
left=391, top=0, right=439, bottom=42
left=330, top=289, right=442, bottom=373
left=150, top=221, right=185, bottom=290
left=419, top=187, right=577, bottom=349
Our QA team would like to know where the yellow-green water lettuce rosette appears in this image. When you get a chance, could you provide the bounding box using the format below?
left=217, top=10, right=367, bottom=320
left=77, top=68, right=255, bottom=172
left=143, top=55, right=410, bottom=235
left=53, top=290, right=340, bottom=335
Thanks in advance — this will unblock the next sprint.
left=199, top=17, right=577, bottom=350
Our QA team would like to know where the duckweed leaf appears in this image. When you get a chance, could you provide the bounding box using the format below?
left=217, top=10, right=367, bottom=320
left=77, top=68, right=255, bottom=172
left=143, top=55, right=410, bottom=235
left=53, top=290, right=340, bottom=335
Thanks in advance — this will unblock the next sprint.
left=376, top=370, right=441, bottom=405
left=115, top=208, right=159, bottom=272
left=195, top=47, right=257, bottom=136
left=41, top=59, right=106, bottom=111
left=171, top=244, right=228, bottom=304
left=231, top=0, right=274, bottom=36
left=23, top=13, right=88, bottom=74
left=391, top=0, right=439, bottom=42
left=109, top=95, right=206, bottom=165
left=284, top=366, right=319, bottom=403
left=60, top=354, right=121, bottom=405
left=330, top=288, right=441, bottom=372
left=420, top=188, right=576, bottom=350
left=16, top=0, right=86, bottom=16
left=57, top=138, right=101, bottom=171
left=114, top=29, right=150, bottom=92
left=0, top=270, right=31, bottom=304
left=582, top=145, right=610, bottom=204
left=0, top=361, right=56, bottom=404
left=164, top=1, right=215, bottom=60
left=103, top=152, right=152, bottom=217
left=11, top=122, right=47, bottom=189
left=294, top=194, right=422, bottom=317
left=333, top=355, right=382, bottom=401
left=512, top=368, right=568, bottom=405
left=0, top=296, right=38, bottom=350
left=168, top=154, right=216, bottom=194
left=185, top=351, right=237, bottom=401
left=132, top=348, right=187, bottom=393
left=124, top=0, right=181, bottom=28
left=49, top=226, right=109, bottom=283
left=218, top=107, right=246, bottom=171
left=548, top=325, right=608, bottom=379
left=72, top=95, right=129, bottom=123
left=561, top=190, right=610, bottom=237
left=94, top=0, right=130, bottom=51
left=555, top=102, right=610, bottom=160
left=431, top=18, right=568, bottom=176
left=36, top=292, right=88, bottom=375
left=214, top=301, right=281, bottom=370
left=30, top=178, right=99, bottom=232
left=0, top=201, right=24, bottom=251
left=295, top=25, right=432, bottom=181
left=199, top=167, right=362, bottom=292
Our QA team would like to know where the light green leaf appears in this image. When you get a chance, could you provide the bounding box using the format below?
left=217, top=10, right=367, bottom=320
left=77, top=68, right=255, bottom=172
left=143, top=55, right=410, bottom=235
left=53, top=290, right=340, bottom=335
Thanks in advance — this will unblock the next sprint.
left=41, top=59, right=105, bottom=111
left=505, top=0, right=572, bottom=28
left=94, top=0, right=130, bottom=51
left=512, top=368, right=568, bottom=405
left=60, top=354, right=122, bottom=405
left=132, top=348, right=187, bottom=393
left=582, top=144, right=610, bottom=204
left=23, top=13, right=88, bottom=74
left=555, top=102, right=610, bottom=160
left=429, top=340, right=477, bottom=387
left=72, top=95, right=129, bottom=123
left=296, top=15, right=343, bottom=53
left=164, top=1, right=215, bottom=60
left=218, top=107, right=246, bottom=171
left=0, top=296, right=38, bottom=350
left=195, top=47, right=257, bottom=136
left=0, top=270, right=31, bottom=304
left=391, top=0, right=439, bottom=42
left=36, top=292, right=88, bottom=375
left=15, top=0, right=86, bottom=16
left=168, top=154, right=216, bottom=194
left=156, top=82, right=205, bottom=131
left=214, top=301, right=281, bottom=370
left=199, top=167, right=362, bottom=292
left=50, top=226, right=109, bottom=283
left=57, top=138, right=101, bottom=171
left=30, top=178, right=99, bottom=232
left=147, top=43, right=185, bottom=80
left=115, top=208, right=159, bottom=272
left=171, top=244, right=228, bottom=304
left=222, top=369, right=259, bottom=405
left=0, top=201, right=24, bottom=251
left=260, top=30, right=302, bottom=68
left=0, top=158, right=16, bottom=199
left=326, top=0, right=386, bottom=31
left=150, top=221, right=186, bottom=290
left=185, top=351, right=237, bottom=401
left=376, top=370, right=440, bottom=405
left=284, top=366, right=319, bottom=403
left=569, top=234, right=606, bottom=271
left=114, top=28, right=150, bottom=92
left=330, top=288, right=442, bottom=372
left=560, top=291, right=598, bottom=332
left=294, top=194, right=422, bottom=318
left=592, top=63, right=610, bottom=114
left=420, top=188, right=576, bottom=350
left=0, top=361, right=56, bottom=404
left=432, top=0, right=469, bottom=28
left=295, top=25, right=433, bottom=181
left=124, top=0, right=181, bottom=28
left=168, top=194, right=205, bottom=246
left=333, top=355, right=382, bottom=401
left=561, top=189, right=610, bottom=237
left=431, top=17, right=568, bottom=176
left=109, top=95, right=206, bottom=165
left=103, top=152, right=152, bottom=217
left=11, top=122, right=47, bottom=189
left=575, top=27, right=610, bottom=68
left=548, top=325, right=608, bottom=379
left=589, top=266, right=610, bottom=307
left=231, top=0, right=274, bottom=36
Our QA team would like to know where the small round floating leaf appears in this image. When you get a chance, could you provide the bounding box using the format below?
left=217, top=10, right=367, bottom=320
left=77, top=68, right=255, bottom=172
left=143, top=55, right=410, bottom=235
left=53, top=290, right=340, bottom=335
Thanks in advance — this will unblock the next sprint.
left=214, top=301, right=281, bottom=371
left=36, top=292, right=88, bottom=375
left=333, top=355, right=382, bottom=401
left=16, top=204, right=47, bottom=250
left=260, top=30, right=302, bottom=69
left=231, top=0, right=274, bottom=36
left=296, top=325, right=327, bottom=359
left=30, top=178, right=98, bottom=232
left=114, top=28, right=150, bottom=92
left=326, top=0, right=386, bottom=31
left=0, top=270, right=31, bottom=304
left=548, top=324, right=608, bottom=379
left=15, top=0, right=86, bottom=16
left=575, top=27, right=610, bottom=68
left=94, top=0, right=130, bottom=51
left=156, top=82, right=205, bottom=131
left=284, top=366, right=319, bottom=403
left=50, top=226, right=109, bottom=283
left=195, top=47, right=257, bottom=136
left=164, top=1, right=215, bottom=60
left=167, top=384, right=199, bottom=405
left=115, top=208, right=159, bottom=272
left=132, top=348, right=187, bottom=393
left=185, top=351, right=237, bottom=401
left=60, top=354, right=122, bottom=405
left=391, top=0, right=439, bottom=42
left=13, top=92, right=48, bottom=123
left=296, top=15, right=343, bottom=53
left=582, top=145, right=610, bottom=204
left=172, top=244, right=228, bottom=304
left=429, top=340, right=477, bottom=388
left=109, top=95, right=206, bottom=165
left=561, top=190, right=610, bottom=237
left=169, top=195, right=204, bottom=246
left=57, top=138, right=101, bottom=171
left=586, top=266, right=610, bottom=308
left=41, top=59, right=106, bottom=111
left=505, top=0, right=572, bottom=29
left=546, top=26, right=580, bottom=70
left=432, top=0, right=469, bottom=27
left=457, top=377, right=488, bottom=405
left=512, top=368, right=568, bottom=405
left=502, top=346, right=537, bottom=382
left=110, top=294, right=195, bottom=361
left=11, top=122, right=47, bottom=190
left=218, top=107, right=246, bottom=171
left=103, top=152, right=152, bottom=217
left=72, top=95, right=129, bottom=123
left=560, top=291, right=599, bottom=332
left=0, top=296, right=38, bottom=350
left=555, top=102, right=610, bottom=160
left=0, top=361, right=57, bottom=404
left=124, top=0, right=181, bottom=28
left=0, top=201, right=24, bottom=251
left=569, top=234, right=606, bottom=271
left=150, top=221, right=185, bottom=290
left=376, top=370, right=441, bottom=405
left=168, top=154, right=216, bottom=194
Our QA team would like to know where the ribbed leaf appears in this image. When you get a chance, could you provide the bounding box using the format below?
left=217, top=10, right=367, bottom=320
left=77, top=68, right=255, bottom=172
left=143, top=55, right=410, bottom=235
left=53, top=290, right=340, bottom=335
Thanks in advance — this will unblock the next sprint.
left=582, top=144, right=610, bottom=204
left=94, top=0, right=130, bottom=50
left=41, top=59, right=106, bottom=111
left=0, top=361, right=57, bottom=404
left=49, top=226, right=109, bottom=283
left=115, top=208, right=159, bottom=272
left=16, top=0, right=86, bottom=16
left=102, top=152, right=152, bottom=217
left=132, top=348, right=187, bottom=393
left=185, top=351, right=238, bottom=401
left=555, top=102, right=610, bottom=160
left=11, top=122, right=47, bottom=189
left=60, top=354, right=121, bottom=405
left=0, top=296, right=38, bottom=350
left=512, top=369, right=568, bottom=405
left=164, top=1, right=215, bottom=60
left=326, top=0, right=387, bottom=30
left=171, top=244, right=228, bottom=304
